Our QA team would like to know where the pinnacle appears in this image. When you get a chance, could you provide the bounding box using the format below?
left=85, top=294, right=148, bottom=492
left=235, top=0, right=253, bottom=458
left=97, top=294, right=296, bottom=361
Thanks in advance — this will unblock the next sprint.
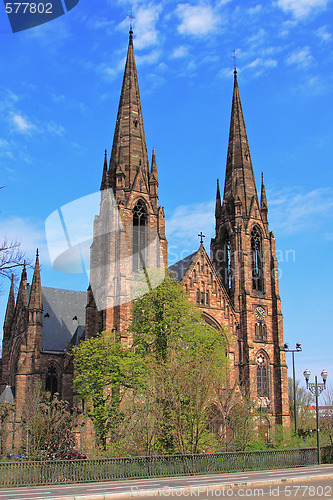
left=100, top=149, right=108, bottom=191
left=215, top=179, right=222, bottom=220
left=4, top=274, right=15, bottom=333
left=260, top=172, right=268, bottom=213
left=28, top=249, right=42, bottom=311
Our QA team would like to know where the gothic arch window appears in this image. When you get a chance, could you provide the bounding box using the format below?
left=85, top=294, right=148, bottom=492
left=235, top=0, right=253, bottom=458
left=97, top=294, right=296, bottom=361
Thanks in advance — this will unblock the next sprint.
left=263, top=324, right=267, bottom=340
left=251, top=226, right=263, bottom=291
left=256, top=353, right=269, bottom=396
left=206, top=291, right=209, bottom=305
left=221, top=234, right=232, bottom=292
left=9, top=346, right=20, bottom=395
left=196, top=290, right=200, bottom=304
left=133, top=200, right=147, bottom=272
left=255, top=323, right=267, bottom=341
left=45, top=365, right=58, bottom=397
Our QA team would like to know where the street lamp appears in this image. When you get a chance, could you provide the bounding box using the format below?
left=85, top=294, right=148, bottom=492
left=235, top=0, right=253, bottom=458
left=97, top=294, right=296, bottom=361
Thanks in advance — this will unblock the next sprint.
left=303, top=369, right=328, bottom=465
left=283, top=342, right=302, bottom=436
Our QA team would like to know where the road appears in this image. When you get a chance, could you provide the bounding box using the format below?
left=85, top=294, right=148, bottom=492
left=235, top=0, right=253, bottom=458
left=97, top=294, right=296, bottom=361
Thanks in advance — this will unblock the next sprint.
left=0, top=465, right=333, bottom=500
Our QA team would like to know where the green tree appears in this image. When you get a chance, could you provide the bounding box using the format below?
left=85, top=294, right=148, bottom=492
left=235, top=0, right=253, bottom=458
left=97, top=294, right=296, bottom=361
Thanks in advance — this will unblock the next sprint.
left=212, top=381, right=257, bottom=451
left=73, top=332, right=143, bottom=450
left=288, top=378, right=314, bottom=438
left=129, top=275, right=229, bottom=454
left=319, top=384, right=333, bottom=446
left=21, top=382, right=77, bottom=458
left=0, top=401, right=13, bottom=456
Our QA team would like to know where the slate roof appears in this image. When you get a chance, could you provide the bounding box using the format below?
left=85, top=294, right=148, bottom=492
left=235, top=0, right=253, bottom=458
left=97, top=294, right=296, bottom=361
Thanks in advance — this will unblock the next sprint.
left=168, top=252, right=196, bottom=281
left=69, top=325, right=86, bottom=347
left=0, top=385, right=15, bottom=403
left=41, top=287, right=86, bottom=352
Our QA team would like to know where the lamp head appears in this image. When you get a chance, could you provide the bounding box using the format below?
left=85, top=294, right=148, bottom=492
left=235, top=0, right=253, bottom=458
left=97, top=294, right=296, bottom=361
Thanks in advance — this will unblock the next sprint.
left=296, top=342, right=302, bottom=351
left=321, top=370, right=328, bottom=386
left=284, top=343, right=289, bottom=350
left=303, top=369, right=310, bottom=383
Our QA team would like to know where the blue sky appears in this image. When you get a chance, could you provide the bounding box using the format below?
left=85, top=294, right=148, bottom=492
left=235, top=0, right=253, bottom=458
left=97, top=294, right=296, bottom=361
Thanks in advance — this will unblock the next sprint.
left=0, top=0, right=332, bottom=392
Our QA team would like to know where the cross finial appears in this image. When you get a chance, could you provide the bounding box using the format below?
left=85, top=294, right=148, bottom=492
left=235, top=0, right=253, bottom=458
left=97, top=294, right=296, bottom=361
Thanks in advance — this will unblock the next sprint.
left=233, top=49, right=237, bottom=74
left=128, top=7, right=135, bottom=31
left=198, top=232, right=205, bottom=244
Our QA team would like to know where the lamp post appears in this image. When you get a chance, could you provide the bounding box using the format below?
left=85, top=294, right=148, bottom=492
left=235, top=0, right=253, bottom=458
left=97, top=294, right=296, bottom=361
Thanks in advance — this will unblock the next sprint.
left=283, top=342, right=302, bottom=436
left=303, top=369, right=328, bottom=465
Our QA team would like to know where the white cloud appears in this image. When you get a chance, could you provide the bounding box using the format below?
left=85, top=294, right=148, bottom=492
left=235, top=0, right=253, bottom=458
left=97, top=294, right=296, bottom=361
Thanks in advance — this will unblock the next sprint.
left=286, top=47, right=313, bottom=69
left=176, top=4, right=221, bottom=36
left=248, top=4, right=263, bottom=15
left=91, top=16, right=115, bottom=30
left=276, top=0, right=328, bottom=19
left=269, top=187, right=333, bottom=235
left=10, top=113, right=36, bottom=134
left=166, top=201, right=215, bottom=263
left=134, top=4, right=162, bottom=49
left=278, top=19, right=297, bottom=37
left=247, top=28, right=267, bottom=47
left=0, top=217, right=46, bottom=256
left=316, top=25, right=332, bottom=42
left=246, top=57, right=278, bottom=70
left=0, top=137, right=16, bottom=160
left=171, top=45, right=189, bottom=58
left=99, top=58, right=126, bottom=81
left=46, top=122, right=65, bottom=136
left=117, top=3, right=162, bottom=50
left=8, top=112, right=65, bottom=137
left=299, top=75, right=330, bottom=95
left=136, top=50, right=161, bottom=66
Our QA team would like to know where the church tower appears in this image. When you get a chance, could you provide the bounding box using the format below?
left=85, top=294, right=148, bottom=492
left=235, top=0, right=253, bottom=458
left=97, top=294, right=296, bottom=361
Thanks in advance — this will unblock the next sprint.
left=86, top=29, right=167, bottom=341
left=211, top=70, right=289, bottom=428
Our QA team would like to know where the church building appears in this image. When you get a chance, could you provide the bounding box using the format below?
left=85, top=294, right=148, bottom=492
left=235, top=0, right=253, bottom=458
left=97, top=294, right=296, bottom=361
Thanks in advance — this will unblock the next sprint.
left=0, top=29, right=290, bottom=451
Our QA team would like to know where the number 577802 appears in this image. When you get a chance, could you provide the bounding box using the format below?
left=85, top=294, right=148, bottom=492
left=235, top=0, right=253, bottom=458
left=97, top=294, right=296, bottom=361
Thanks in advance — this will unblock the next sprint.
left=5, top=3, right=53, bottom=14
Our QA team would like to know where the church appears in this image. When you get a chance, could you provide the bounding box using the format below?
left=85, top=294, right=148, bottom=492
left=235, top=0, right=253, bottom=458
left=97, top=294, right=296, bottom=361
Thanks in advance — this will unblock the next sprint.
left=0, top=29, right=290, bottom=451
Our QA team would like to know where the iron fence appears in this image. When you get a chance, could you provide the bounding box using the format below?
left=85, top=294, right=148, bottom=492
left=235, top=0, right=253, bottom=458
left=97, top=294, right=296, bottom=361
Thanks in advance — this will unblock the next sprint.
left=0, top=446, right=332, bottom=488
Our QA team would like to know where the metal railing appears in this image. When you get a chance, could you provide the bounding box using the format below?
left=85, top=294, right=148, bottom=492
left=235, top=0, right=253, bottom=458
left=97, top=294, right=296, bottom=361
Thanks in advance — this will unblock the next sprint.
left=0, top=446, right=332, bottom=488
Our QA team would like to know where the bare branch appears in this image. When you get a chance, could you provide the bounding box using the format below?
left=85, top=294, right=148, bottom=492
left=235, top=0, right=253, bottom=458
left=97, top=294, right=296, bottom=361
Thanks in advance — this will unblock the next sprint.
left=0, top=239, right=31, bottom=295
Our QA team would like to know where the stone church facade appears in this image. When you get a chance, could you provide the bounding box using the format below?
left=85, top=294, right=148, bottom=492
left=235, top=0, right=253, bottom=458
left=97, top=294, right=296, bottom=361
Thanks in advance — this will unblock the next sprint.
left=0, top=30, right=289, bottom=451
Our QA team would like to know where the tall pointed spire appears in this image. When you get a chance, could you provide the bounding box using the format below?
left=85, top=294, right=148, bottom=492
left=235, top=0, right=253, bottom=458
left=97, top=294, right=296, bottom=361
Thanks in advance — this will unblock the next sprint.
left=223, top=70, right=259, bottom=216
left=108, top=29, right=149, bottom=191
left=100, top=149, right=108, bottom=191
left=3, top=275, right=15, bottom=337
left=260, top=172, right=268, bottom=228
left=150, top=147, right=158, bottom=181
left=215, top=179, right=222, bottom=222
left=16, top=261, right=27, bottom=308
left=28, top=249, right=42, bottom=311
left=260, top=172, right=267, bottom=209
left=149, top=148, right=159, bottom=206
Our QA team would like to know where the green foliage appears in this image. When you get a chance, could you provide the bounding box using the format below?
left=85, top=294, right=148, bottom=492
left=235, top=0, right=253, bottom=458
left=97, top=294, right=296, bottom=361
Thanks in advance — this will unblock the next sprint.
left=128, top=275, right=229, bottom=455
left=213, top=381, right=259, bottom=452
left=73, top=331, right=143, bottom=449
left=288, top=377, right=314, bottom=420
